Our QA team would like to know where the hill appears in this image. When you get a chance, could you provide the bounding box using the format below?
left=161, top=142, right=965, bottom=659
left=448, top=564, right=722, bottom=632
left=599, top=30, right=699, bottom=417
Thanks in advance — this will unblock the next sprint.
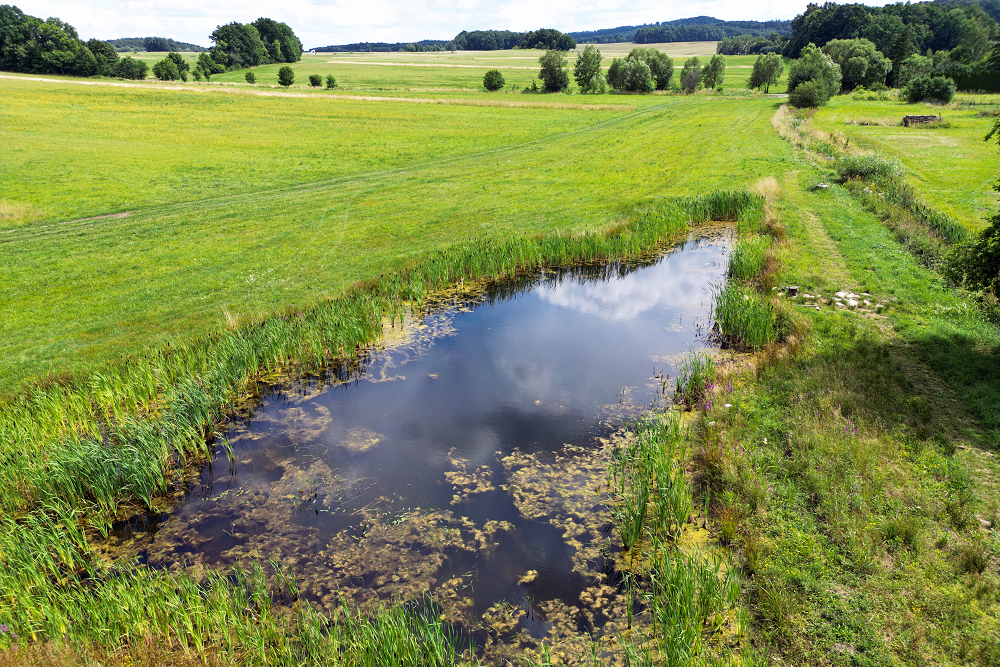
left=569, top=16, right=792, bottom=44
left=107, top=37, right=206, bottom=52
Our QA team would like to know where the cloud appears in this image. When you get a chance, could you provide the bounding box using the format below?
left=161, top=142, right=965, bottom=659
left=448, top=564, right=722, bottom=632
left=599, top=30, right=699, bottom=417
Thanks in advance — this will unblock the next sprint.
left=20, top=0, right=890, bottom=50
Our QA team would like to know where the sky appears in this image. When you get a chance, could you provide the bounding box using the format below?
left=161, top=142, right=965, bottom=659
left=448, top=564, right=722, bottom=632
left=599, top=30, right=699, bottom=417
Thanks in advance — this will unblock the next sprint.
left=18, top=1, right=890, bottom=48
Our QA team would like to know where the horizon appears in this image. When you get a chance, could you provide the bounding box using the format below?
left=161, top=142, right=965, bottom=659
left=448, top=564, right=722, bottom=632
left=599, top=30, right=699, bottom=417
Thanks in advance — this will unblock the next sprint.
left=14, top=1, right=896, bottom=50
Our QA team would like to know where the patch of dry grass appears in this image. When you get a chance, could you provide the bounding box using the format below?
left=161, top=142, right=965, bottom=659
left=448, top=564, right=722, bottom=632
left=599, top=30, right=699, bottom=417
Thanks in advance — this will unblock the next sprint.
left=0, top=200, right=45, bottom=229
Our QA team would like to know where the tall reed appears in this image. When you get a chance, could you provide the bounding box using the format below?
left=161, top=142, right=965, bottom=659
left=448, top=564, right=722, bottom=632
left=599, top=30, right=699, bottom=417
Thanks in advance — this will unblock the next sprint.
left=712, top=282, right=777, bottom=350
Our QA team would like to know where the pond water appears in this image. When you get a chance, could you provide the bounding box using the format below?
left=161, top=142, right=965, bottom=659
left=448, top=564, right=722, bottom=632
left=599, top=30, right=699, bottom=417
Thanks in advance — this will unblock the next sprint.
left=108, top=231, right=731, bottom=654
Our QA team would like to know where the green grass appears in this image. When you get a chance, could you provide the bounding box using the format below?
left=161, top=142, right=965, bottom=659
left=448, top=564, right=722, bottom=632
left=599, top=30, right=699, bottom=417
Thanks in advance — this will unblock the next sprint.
left=810, top=96, right=1000, bottom=231
left=0, top=77, right=794, bottom=394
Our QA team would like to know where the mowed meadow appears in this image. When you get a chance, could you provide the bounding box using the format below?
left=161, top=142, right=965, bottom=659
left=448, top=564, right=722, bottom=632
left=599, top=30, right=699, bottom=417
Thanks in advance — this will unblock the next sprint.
left=0, top=75, right=791, bottom=392
left=3, top=38, right=1000, bottom=667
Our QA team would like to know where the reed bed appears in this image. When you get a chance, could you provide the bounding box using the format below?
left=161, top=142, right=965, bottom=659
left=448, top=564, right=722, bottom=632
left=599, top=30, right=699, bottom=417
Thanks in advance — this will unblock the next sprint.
left=712, top=282, right=778, bottom=351
left=728, top=235, right=771, bottom=283
left=0, top=189, right=766, bottom=662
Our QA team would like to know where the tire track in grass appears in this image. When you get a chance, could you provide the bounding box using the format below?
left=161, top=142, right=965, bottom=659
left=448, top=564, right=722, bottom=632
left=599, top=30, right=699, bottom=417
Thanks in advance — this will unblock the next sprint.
left=0, top=102, right=670, bottom=245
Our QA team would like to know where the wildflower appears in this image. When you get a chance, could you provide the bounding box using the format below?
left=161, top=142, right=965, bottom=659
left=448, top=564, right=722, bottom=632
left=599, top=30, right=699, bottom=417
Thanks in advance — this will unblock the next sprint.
left=724, top=403, right=732, bottom=408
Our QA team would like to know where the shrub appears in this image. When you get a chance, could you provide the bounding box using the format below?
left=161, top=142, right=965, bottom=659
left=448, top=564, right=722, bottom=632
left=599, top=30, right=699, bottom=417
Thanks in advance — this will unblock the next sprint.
left=325, top=74, right=337, bottom=89
left=788, top=79, right=826, bottom=107
left=483, top=69, right=505, bottom=91
left=904, top=75, right=956, bottom=103
left=193, top=69, right=203, bottom=81
left=277, top=65, right=295, bottom=87
left=835, top=153, right=903, bottom=181
left=308, top=74, right=322, bottom=87
left=245, top=71, right=256, bottom=84
left=166, top=52, right=189, bottom=73
left=538, top=50, right=568, bottom=92
left=113, top=56, right=148, bottom=80
left=946, top=213, right=1000, bottom=297
left=179, top=71, right=187, bottom=83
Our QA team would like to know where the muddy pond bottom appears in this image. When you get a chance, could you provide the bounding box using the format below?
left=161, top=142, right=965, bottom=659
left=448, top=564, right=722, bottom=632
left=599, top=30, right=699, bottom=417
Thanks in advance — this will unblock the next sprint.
left=110, top=232, right=732, bottom=653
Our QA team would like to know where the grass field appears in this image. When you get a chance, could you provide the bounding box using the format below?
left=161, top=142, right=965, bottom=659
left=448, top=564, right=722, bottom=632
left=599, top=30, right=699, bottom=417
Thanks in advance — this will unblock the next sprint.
left=0, top=77, right=791, bottom=393
left=2, top=47, right=1000, bottom=667
left=810, top=96, right=1000, bottom=231
left=97, top=43, right=790, bottom=94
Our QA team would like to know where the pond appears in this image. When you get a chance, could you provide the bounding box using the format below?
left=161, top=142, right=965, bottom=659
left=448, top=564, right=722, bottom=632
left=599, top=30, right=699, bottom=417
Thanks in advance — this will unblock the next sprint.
left=105, top=230, right=732, bottom=657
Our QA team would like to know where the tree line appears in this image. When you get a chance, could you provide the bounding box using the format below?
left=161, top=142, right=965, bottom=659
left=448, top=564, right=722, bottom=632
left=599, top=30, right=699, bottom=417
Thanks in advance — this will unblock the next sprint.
left=480, top=45, right=726, bottom=95
left=0, top=8, right=302, bottom=81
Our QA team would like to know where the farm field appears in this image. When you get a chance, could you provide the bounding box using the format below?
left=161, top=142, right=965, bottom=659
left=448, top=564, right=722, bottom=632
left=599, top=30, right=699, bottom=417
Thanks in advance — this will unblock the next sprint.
left=2, top=47, right=1000, bottom=667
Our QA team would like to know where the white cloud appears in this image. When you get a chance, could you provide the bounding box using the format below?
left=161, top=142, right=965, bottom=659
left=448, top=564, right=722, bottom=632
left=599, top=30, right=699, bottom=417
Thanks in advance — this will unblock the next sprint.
left=18, top=0, right=892, bottom=50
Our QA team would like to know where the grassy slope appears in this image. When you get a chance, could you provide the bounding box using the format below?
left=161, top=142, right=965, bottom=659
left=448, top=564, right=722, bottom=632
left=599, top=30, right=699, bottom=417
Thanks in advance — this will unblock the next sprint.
left=810, top=97, right=999, bottom=232
left=0, top=79, right=790, bottom=393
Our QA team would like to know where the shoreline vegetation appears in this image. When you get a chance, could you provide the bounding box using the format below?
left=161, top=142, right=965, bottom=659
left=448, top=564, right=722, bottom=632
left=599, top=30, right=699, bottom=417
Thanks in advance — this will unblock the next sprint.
left=1, top=192, right=773, bottom=665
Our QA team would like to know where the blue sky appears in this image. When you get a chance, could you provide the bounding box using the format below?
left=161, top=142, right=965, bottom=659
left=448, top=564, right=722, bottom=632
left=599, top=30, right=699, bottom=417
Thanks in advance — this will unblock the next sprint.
left=19, top=1, right=889, bottom=48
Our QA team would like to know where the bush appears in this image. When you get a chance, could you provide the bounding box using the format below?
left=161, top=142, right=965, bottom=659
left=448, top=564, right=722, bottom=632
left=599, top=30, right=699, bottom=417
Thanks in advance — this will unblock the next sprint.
left=538, top=50, right=568, bottom=92
left=483, top=69, right=505, bottom=91
left=245, top=71, right=256, bottom=84
left=166, top=52, right=189, bottom=73
left=308, top=74, right=322, bottom=87
left=834, top=153, right=903, bottom=181
left=946, top=213, right=1000, bottom=297
left=788, top=79, right=826, bottom=108
left=325, top=74, right=337, bottom=89
left=607, top=57, right=654, bottom=93
left=904, top=75, right=956, bottom=103
left=277, top=65, right=295, bottom=87
left=193, top=69, right=203, bottom=81
left=113, top=56, right=148, bottom=80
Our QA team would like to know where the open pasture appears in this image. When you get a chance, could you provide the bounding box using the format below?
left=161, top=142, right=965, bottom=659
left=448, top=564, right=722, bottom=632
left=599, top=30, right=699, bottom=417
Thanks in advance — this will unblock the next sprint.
left=0, top=76, right=791, bottom=393
left=810, top=97, right=1000, bottom=230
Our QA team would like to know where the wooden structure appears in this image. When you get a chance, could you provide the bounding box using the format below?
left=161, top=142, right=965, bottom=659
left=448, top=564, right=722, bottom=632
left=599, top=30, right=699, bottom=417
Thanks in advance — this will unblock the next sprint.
left=902, top=114, right=941, bottom=127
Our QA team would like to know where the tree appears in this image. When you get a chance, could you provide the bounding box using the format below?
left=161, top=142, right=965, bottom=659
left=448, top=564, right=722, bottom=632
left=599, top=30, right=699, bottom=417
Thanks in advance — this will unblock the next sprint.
left=197, top=52, right=224, bottom=74
left=277, top=65, right=294, bottom=87
left=626, top=47, right=673, bottom=89
left=152, top=57, right=180, bottom=81
left=702, top=54, right=726, bottom=89
left=787, top=43, right=842, bottom=106
left=538, top=50, right=568, bottom=92
left=166, top=52, right=189, bottom=73
left=113, top=56, right=148, bottom=80
left=904, top=75, right=956, bottom=103
left=897, top=54, right=933, bottom=88
left=325, top=74, right=337, bottom=88
left=245, top=71, right=256, bottom=83
left=86, top=39, right=119, bottom=76
left=309, top=73, right=322, bottom=87
left=574, top=45, right=602, bottom=91
left=821, top=39, right=891, bottom=91
left=252, top=18, right=303, bottom=62
left=209, top=22, right=269, bottom=70
left=483, top=68, right=505, bottom=91
left=607, top=56, right=654, bottom=93
left=680, top=57, right=702, bottom=93
left=749, top=53, right=784, bottom=93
